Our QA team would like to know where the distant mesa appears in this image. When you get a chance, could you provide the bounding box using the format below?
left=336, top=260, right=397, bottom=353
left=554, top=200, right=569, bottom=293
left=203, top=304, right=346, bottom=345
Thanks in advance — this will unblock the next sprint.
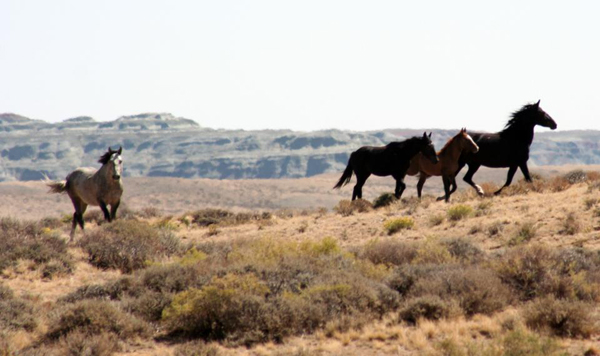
left=63, top=116, right=96, bottom=123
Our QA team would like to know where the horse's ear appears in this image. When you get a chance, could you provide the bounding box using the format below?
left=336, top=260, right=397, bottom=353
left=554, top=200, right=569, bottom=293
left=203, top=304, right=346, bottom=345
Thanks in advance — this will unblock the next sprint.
left=428, top=132, right=432, bottom=138
left=108, top=147, right=114, bottom=153
left=423, top=132, right=427, bottom=138
left=117, top=146, right=122, bottom=155
left=535, top=100, right=540, bottom=107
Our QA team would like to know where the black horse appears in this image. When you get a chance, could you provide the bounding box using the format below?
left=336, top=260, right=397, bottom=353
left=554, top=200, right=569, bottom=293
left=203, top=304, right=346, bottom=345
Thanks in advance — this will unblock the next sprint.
left=454, top=100, right=557, bottom=197
left=334, top=132, right=438, bottom=200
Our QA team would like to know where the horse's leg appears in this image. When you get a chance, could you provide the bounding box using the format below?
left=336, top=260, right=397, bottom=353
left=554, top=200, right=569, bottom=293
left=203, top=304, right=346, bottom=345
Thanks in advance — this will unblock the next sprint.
left=77, top=203, right=87, bottom=231
left=463, top=163, right=484, bottom=196
left=441, top=175, right=452, bottom=203
left=110, top=200, right=120, bottom=220
left=353, top=173, right=370, bottom=201
left=494, top=165, right=518, bottom=195
left=392, top=174, right=407, bottom=199
left=68, top=196, right=85, bottom=242
left=99, top=200, right=111, bottom=222
left=519, top=163, right=532, bottom=182
left=417, top=175, right=428, bottom=199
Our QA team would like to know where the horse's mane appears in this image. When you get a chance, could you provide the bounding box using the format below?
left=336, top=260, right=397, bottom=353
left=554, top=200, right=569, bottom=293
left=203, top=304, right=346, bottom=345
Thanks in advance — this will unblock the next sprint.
left=501, top=103, right=538, bottom=133
left=98, top=151, right=114, bottom=165
left=437, top=133, right=460, bottom=154
left=386, top=136, right=423, bottom=150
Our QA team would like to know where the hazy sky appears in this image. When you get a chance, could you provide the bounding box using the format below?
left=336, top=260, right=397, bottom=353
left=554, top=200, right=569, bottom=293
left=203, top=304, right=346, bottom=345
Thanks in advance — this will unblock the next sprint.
left=1, top=1, right=598, bottom=132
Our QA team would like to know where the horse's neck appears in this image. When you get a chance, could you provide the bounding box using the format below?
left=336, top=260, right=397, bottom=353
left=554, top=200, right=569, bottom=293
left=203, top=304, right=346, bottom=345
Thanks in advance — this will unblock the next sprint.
left=94, top=163, right=117, bottom=187
left=502, top=124, right=535, bottom=145
left=404, top=142, right=423, bottom=158
left=438, top=139, right=461, bottom=161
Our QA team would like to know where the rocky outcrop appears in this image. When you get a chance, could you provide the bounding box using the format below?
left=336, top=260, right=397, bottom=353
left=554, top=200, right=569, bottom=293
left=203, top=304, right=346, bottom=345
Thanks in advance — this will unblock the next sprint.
left=0, top=113, right=597, bottom=181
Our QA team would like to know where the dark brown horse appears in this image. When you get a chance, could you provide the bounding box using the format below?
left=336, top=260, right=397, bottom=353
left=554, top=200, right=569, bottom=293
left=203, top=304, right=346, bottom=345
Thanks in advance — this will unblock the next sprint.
left=334, top=133, right=438, bottom=200
left=407, top=128, right=479, bottom=202
left=455, top=100, right=557, bottom=197
left=47, top=147, right=124, bottom=241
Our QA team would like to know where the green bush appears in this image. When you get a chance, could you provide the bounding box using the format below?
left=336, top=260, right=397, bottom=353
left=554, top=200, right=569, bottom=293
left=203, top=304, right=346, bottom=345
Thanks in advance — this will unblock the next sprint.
left=79, top=220, right=181, bottom=273
left=372, top=193, right=397, bottom=209
left=447, top=204, right=473, bottom=221
left=383, top=217, right=414, bottom=235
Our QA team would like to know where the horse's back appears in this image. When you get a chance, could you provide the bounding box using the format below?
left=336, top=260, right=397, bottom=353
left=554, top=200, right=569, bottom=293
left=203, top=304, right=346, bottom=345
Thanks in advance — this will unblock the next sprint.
left=66, top=167, right=100, bottom=205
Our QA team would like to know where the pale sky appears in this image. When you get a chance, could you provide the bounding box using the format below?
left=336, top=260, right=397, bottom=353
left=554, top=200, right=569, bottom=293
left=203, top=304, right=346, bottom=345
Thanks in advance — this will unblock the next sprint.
left=1, top=1, right=598, bottom=132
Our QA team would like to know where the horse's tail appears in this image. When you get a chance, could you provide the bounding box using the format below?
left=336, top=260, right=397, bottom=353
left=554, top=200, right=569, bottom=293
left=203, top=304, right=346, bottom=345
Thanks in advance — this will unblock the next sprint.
left=46, top=180, right=68, bottom=194
left=333, top=159, right=354, bottom=189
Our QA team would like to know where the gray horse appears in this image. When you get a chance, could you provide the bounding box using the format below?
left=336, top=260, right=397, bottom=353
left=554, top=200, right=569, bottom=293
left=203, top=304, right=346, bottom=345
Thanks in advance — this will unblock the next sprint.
left=47, top=147, right=124, bottom=240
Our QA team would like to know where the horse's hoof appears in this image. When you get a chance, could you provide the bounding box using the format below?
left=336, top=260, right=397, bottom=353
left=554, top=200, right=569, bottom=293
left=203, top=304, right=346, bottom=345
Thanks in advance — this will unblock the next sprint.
left=436, top=196, right=445, bottom=201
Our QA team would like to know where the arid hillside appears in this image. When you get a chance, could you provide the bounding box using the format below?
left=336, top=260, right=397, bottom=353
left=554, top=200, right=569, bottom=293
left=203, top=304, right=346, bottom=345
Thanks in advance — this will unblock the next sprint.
left=0, top=168, right=599, bottom=355
left=1, top=165, right=597, bottom=220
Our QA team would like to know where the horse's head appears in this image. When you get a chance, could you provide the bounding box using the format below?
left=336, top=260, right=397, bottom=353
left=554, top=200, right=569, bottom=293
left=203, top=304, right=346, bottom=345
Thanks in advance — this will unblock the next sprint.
left=420, top=132, right=438, bottom=164
left=99, top=147, right=123, bottom=180
left=458, top=128, right=479, bottom=153
left=531, top=100, right=557, bottom=130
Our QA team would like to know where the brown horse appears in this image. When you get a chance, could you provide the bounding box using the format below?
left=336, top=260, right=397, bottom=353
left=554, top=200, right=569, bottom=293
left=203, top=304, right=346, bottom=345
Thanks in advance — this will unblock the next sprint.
left=47, top=147, right=124, bottom=241
left=407, top=129, right=478, bottom=202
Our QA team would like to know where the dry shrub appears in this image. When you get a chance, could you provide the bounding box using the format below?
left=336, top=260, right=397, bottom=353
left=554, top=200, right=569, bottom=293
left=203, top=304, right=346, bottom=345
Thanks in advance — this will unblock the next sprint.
left=46, top=300, right=151, bottom=341
left=0, top=284, right=37, bottom=331
left=447, top=204, right=473, bottom=221
left=524, top=297, right=598, bottom=338
left=584, top=197, right=598, bottom=210
left=412, top=238, right=453, bottom=265
left=57, top=331, right=120, bottom=356
left=383, top=217, right=414, bottom=235
left=560, top=212, right=581, bottom=235
left=359, top=239, right=417, bottom=267
left=138, top=207, right=162, bottom=218
left=0, top=217, right=73, bottom=275
left=508, top=221, right=537, bottom=246
left=409, top=266, right=512, bottom=317
left=334, top=199, right=372, bottom=216
left=496, top=328, right=564, bottom=356
left=398, top=296, right=459, bottom=324
left=387, top=264, right=446, bottom=297
left=563, top=169, right=588, bottom=184
left=174, top=340, right=220, bottom=356
left=372, top=193, right=397, bottom=209
left=79, top=220, right=181, bottom=273
left=440, top=237, right=484, bottom=264
left=494, top=245, right=554, bottom=301
left=487, top=221, right=504, bottom=237
left=428, top=214, right=445, bottom=226
left=188, top=209, right=270, bottom=227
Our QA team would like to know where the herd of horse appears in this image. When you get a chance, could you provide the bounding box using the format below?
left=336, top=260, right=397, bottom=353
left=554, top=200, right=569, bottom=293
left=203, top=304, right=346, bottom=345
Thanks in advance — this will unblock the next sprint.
left=47, top=101, right=556, bottom=239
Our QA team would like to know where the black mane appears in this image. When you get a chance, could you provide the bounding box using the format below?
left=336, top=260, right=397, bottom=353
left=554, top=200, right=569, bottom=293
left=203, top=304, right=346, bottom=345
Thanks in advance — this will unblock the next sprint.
left=98, top=151, right=114, bottom=165
left=502, top=103, right=538, bottom=133
left=386, top=136, right=425, bottom=150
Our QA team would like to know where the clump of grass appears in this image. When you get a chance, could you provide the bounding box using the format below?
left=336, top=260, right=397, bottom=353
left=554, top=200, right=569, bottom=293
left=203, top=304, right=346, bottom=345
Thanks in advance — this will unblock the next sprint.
left=494, top=245, right=553, bottom=301
left=475, top=200, right=493, bottom=216
left=187, top=209, right=270, bottom=227
left=524, top=296, right=598, bottom=338
left=428, top=214, right=445, bottom=226
left=487, top=221, right=504, bottom=237
left=560, top=212, right=581, bottom=235
left=383, top=217, right=414, bottom=235
left=447, top=204, right=473, bottom=221
left=497, top=328, right=565, bottom=356
left=412, top=238, right=453, bottom=265
left=508, top=222, right=537, bottom=246
left=174, top=340, right=221, bottom=356
left=334, top=199, right=373, bottom=216
left=584, top=198, right=598, bottom=210
left=79, top=220, right=181, bottom=273
left=372, top=193, right=397, bottom=209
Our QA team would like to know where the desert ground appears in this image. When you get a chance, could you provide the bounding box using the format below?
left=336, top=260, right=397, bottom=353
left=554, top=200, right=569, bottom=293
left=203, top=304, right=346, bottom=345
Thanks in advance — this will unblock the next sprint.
left=0, top=166, right=599, bottom=355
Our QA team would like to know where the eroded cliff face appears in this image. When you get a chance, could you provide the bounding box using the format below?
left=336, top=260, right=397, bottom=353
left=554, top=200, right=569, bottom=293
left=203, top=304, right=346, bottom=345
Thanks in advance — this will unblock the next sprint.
left=0, top=113, right=596, bottom=181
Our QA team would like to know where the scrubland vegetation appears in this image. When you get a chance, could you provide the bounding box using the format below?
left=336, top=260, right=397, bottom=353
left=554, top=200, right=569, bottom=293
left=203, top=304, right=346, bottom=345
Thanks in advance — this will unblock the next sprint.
left=0, top=170, right=600, bottom=355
